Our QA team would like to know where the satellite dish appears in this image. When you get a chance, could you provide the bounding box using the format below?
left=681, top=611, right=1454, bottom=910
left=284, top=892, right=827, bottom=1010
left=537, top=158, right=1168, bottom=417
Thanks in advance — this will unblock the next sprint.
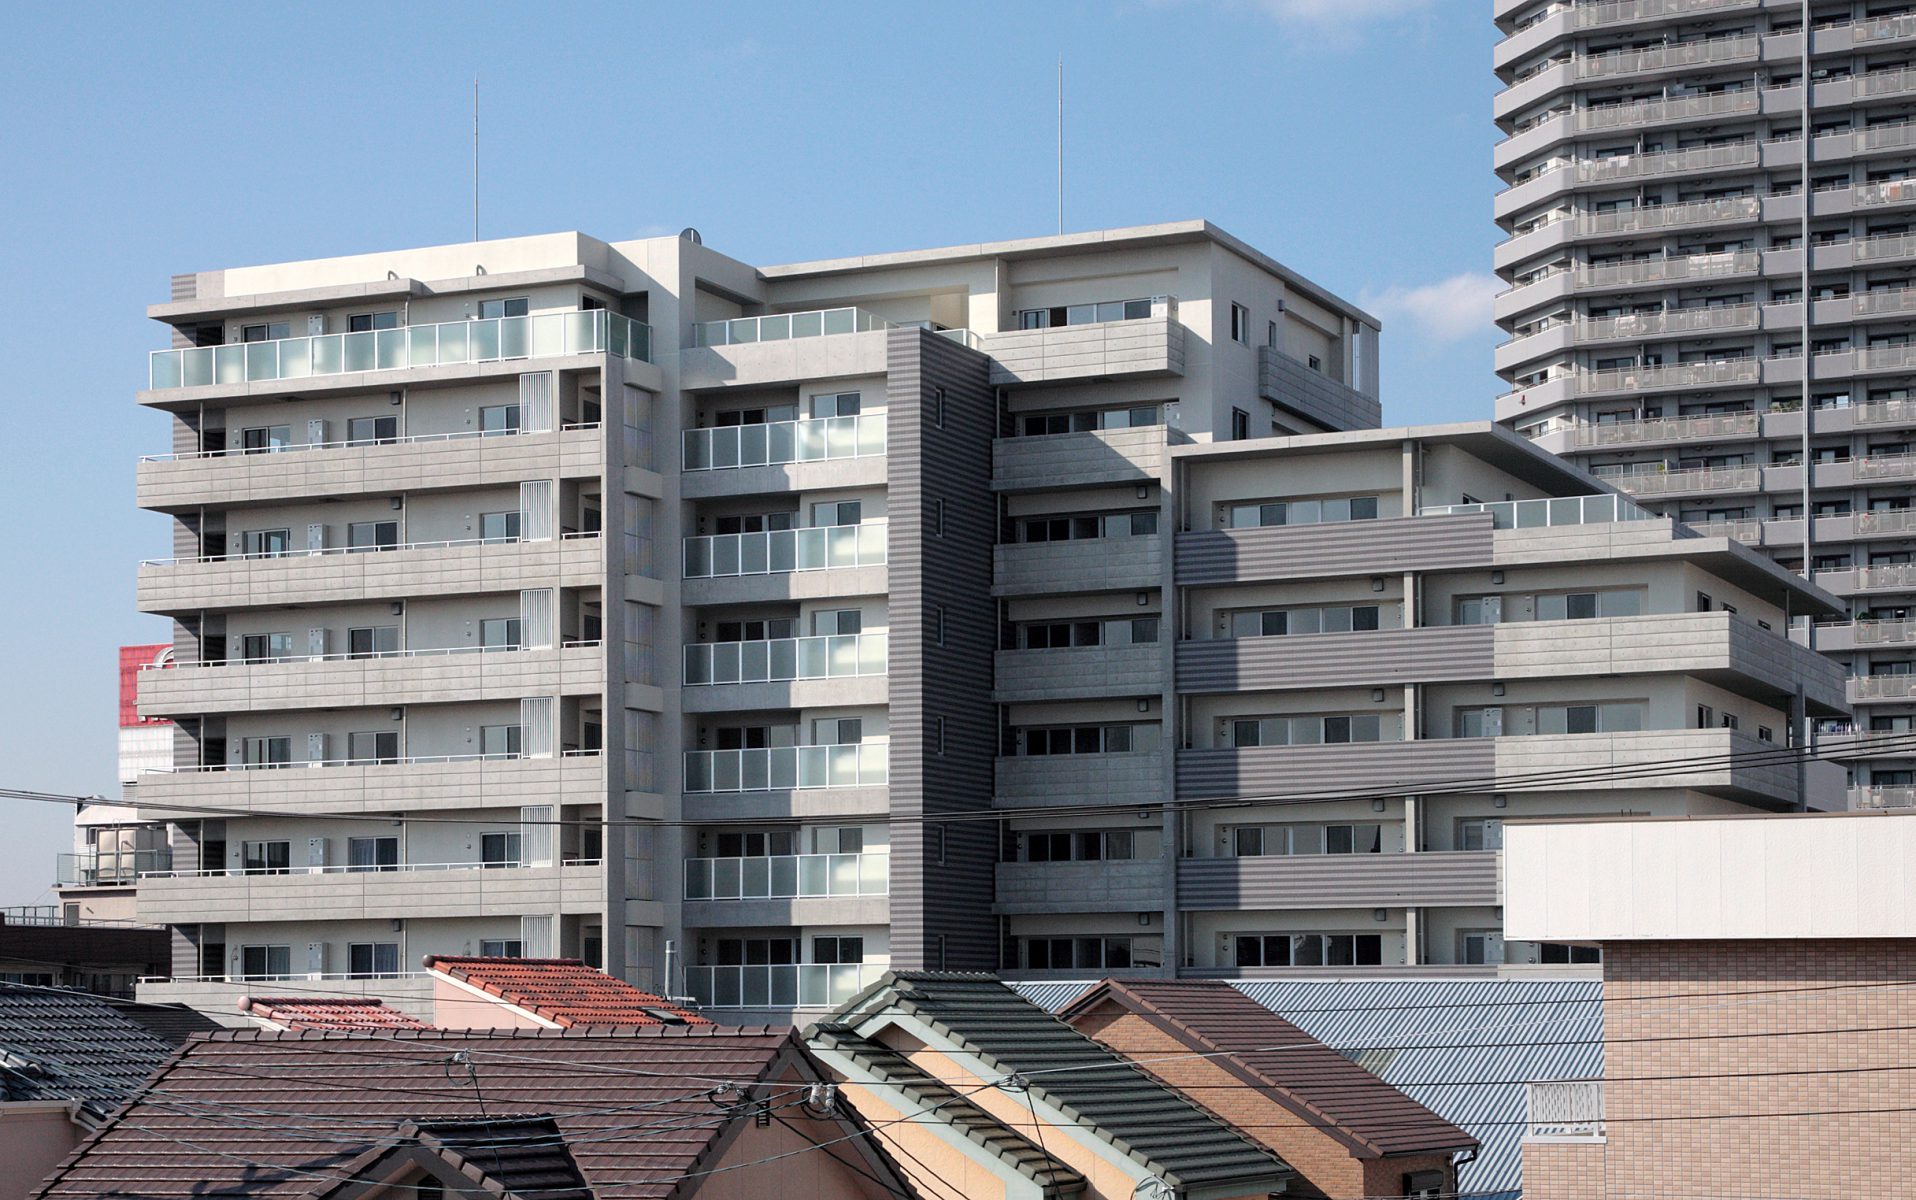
left=1132, top=1178, right=1175, bottom=1200
left=680, top=227, right=703, bottom=245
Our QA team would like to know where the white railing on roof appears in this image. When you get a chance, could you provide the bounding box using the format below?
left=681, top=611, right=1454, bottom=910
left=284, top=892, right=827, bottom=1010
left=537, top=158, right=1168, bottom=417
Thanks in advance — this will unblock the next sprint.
left=1527, top=1080, right=1605, bottom=1139
left=1420, top=494, right=1656, bottom=530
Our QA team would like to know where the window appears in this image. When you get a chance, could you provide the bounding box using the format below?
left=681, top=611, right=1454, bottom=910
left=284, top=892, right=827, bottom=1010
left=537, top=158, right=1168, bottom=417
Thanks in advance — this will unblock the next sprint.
left=714, top=512, right=795, bottom=535
left=1228, top=714, right=1385, bottom=746
left=1231, top=408, right=1250, bottom=441
left=932, top=387, right=946, bottom=428
left=1538, top=942, right=1601, bottom=965
left=1226, top=496, right=1378, bottom=528
left=347, top=731, right=399, bottom=765
left=1013, top=723, right=1160, bottom=755
left=715, top=937, right=798, bottom=966
left=934, top=716, right=947, bottom=756
left=1018, top=511, right=1157, bottom=542
left=814, top=717, right=864, bottom=746
left=241, top=322, right=290, bottom=343
left=480, top=511, right=522, bottom=543
left=1308, top=354, right=1323, bottom=372
left=480, top=832, right=523, bottom=867
left=1023, top=936, right=1143, bottom=970
left=1230, top=303, right=1250, bottom=345
left=1459, top=932, right=1501, bottom=966
left=239, top=945, right=291, bottom=980
left=1020, top=405, right=1162, bottom=436
left=348, top=942, right=400, bottom=979
left=1024, top=829, right=1160, bottom=862
left=1231, top=824, right=1381, bottom=857
left=1759, top=725, right=1774, bottom=743
left=1015, top=298, right=1154, bottom=328
left=347, top=521, right=398, bottom=552
left=238, top=632, right=293, bottom=664
left=241, top=529, right=291, bottom=558
left=1697, top=592, right=1712, bottom=612
left=480, top=939, right=524, bottom=958
left=813, top=500, right=862, bottom=527
left=480, top=724, right=522, bottom=757
left=1537, top=703, right=1643, bottom=734
left=480, top=404, right=523, bottom=435
left=1233, top=933, right=1382, bottom=967
left=1266, top=319, right=1279, bottom=348
left=1535, top=590, right=1643, bottom=621
left=715, top=831, right=797, bottom=857
left=932, top=498, right=945, bottom=537
left=477, top=297, right=530, bottom=319
left=241, top=736, right=292, bottom=768
left=348, top=311, right=399, bottom=332
left=481, top=618, right=523, bottom=649
left=1722, top=712, right=1740, bottom=731
left=810, top=392, right=860, bottom=418
left=347, top=416, right=398, bottom=446
left=814, top=936, right=865, bottom=965
left=1230, top=604, right=1381, bottom=639
left=241, top=425, right=291, bottom=454
left=1697, top=704, right=1715, bottom=729
left=347, top=836, right=399, bottom=872
left=1458, top=818, right=1504, bottom=851
left=1455, top=596, right=1503, bottom=626
left=241, top=840, right=290, bottom=874
left=348, top=626, right=399, bottom=659
left=933, top=605, right=947, bottom=647
left=1404, top=1171, right=1448, bottom=1200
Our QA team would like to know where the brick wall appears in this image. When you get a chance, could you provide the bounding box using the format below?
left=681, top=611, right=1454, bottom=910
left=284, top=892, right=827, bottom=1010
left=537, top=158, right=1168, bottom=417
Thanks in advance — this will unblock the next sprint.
left=1074, top=1005, right=1453, bottom=1199
left=1535, top=938, right=1916, bottom=1200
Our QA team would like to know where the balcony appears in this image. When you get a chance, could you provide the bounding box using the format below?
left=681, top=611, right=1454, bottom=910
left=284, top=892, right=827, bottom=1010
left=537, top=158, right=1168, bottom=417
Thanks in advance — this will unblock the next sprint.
left=1573, top=35, right=1758, bottom=80
left=1258, top=348, right=1381, bottom=431
left=1526, top=1080, right=1605, bottom=1140
left=680, top=308, right=972, bottom=390
left=148, top=310, right=651, bottom=391
left=1574, top=305, right=1760, bottom=345
left=1575, top=142, right=1758, bottom=186
left=1178, top=739, right=1495, bottom=802
left=1852, top=232, right=1916, bottom=262
left=1851, top=786, right=1916, bottom=810
left=136, top=643, right=604, bottom=717
left=138, top=426, right=606, bottom=512
left=1575, top=196, right=1761, bottom=238
left=1856, top=398, right=1916, bottom=425
left=1601, top=464, right=1761, bottom=498
left=1852, top=288, right=1916, bottom=319
left=1574, top=0, right=1755, bottom=28
left=683, top=852, right=888, bottom=901
left=682, top=414, right=885, bottom=474
left=1176, top=626, right=1493, bottom=695
left=684, top=963, right=884, bottom=1010
left=980, top=300, right=1184, bottom=387
left=1418, top=494, right=1658, bottom=529
left=682, top=633, right=887, bottom=712
left=137, top=533, right=604, bottom=614
left=993, top=643, right=1163, bottom=703
left=1856, top=344, right=1916, bottom=373
left=1854, top=452, right=1916, bottom=482
left=1493, top=729, right=1800, bottom=807
left=1176, top=851, right=1502, bottom=911
left=1575, top=250, right=1761, bottom=290
left=1577, top=359, right=1758, bottom=395
left=682, top=742, right=889, bottom=794
left=992, top=426, right=1171, bottom=494
left=995, top=859, right=1164, bottom=915
left=1568, top=412, right=1757, bottom=449
left=132, top=752, right=604, bottom=818
left=1817, top=563, right=1916, bottom=594
left=1849, top=675, right=1916, bottom=703
left=682, top=522, right=886, bottom=579
left=995, top=751, right=1164, bottom=810
left=692, top=306, right=890, bottom=348
left=993, top=536, right=1161, bottom=597
left=137, top=859, right=605, bottom=925
left=1577, top=89, right=1758, bottom=133
left=57, top=849, right=170, bottom=887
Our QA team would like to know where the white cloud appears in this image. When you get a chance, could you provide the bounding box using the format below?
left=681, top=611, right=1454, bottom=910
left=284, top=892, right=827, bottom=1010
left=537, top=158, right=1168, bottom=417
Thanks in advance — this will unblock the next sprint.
left=1361, top=272, right=1500, bottom=344
left=1239, top=0, right=1431, bottom=33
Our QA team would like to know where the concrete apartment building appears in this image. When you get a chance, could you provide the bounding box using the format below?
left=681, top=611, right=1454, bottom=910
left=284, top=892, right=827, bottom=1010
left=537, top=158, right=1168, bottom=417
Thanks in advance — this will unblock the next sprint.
left=127, top=219, right=1842, bottom=1021
left=1506, top=810, right=1916, bottom=1200
left=1492, top=1, right=1916, bottom=804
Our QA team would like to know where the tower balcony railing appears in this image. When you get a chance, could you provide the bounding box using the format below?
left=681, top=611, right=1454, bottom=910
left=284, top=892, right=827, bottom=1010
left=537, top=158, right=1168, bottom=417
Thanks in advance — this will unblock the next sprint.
left=1575, top=196, right=1760, bottom=237
left=1576, top=305, right=1759, bottom=342
left=683, top=414, right=886, bottom=471
left=683, top=633, right=887, bottom=685
left=1573, top=34, right=1757, bottom=80
left=1577, top=89, right=1757, bottom=132
left=682, top=521, right=887, bottom=579
left=683, top=741, right=889, bottom=793
left=150, top=310, right=651, bottom=389
left=1420, top=493, right=1656, bottom=529
left=1568, top=411, right=1758, bottom=448
left=682, top=851, right=889, bottom=901
left=1578, top=359, right=1759, bottom=394
left=1571, top=250, right=1760, bottom=290
left=1574, top=0, right=1756, bottom=29
left=1576, top=142, right=1758, bottom=185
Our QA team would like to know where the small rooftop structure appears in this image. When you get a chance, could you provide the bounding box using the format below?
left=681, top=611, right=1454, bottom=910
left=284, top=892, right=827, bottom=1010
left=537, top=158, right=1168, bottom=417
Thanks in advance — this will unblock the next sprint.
left=239, top=995, right=432, bottom=1032
left=423, top=956, right=708, bottom=1028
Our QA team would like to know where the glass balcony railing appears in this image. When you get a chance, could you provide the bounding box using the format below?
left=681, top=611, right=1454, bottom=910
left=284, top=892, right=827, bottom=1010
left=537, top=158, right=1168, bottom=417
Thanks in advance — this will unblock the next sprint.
left=683, top=414, right=886, bottom=471
left=683, top=521, right=887, bottom=579
left=683, top=851, right=889, bottom=901
left=684, top=633, right=887, bottom=685
left=57, top=849, right=171, bottom=886
left=1420, top=494, right=1658, bottom=529
left=692, top=306, right=889, bottom=348
left=150, top=310, right=652, bottom=389
left=684, top=962, right=884, bottom=1009
left=683, top=742, right=889, bottom=793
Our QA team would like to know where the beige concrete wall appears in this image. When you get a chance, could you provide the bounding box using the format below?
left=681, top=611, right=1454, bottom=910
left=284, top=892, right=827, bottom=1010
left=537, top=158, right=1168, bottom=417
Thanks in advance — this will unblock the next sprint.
left=0, top=1104, right=82, bottom=1200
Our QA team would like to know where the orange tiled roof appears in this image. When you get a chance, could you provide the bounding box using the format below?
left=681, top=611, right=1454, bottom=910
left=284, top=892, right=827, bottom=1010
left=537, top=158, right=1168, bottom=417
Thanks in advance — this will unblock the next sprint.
left=238, top=996, right=431, bottom=1032
left=424, top=957, right=709, bottom=1027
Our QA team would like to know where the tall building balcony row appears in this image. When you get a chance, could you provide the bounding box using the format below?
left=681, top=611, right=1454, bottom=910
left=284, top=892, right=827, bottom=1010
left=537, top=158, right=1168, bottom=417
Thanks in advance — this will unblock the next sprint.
left=134, top=857, right=605, bottom=926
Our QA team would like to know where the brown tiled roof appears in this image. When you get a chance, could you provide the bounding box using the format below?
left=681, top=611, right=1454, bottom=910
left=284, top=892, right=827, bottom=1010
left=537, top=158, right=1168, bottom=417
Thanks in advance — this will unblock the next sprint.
left=311, top=1116, right=592, bottom=1200
left=1059, top=979, right=1478, bottom=1159
left=240, top=996, right=432, bottom=1032
left=32, top=1026, right=818, bottom=1200
left=425, top=956, right=709, bottom=1027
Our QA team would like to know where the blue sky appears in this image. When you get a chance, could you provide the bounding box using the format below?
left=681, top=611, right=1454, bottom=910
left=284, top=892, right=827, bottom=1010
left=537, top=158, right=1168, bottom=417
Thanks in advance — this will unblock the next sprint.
left=0, top=0, right=1498, bottom=904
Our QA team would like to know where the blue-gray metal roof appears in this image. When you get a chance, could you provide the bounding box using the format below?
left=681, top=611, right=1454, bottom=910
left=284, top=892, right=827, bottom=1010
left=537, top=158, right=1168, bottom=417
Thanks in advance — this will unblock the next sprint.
left=1015, top=978, right=1603, bottom=1200
left=0, top=984, right=187, bottom=1120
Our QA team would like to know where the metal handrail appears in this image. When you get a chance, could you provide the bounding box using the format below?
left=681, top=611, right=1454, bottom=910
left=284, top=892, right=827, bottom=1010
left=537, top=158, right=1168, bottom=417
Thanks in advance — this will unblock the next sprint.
left=150, top=310, right=651, bottom=389
left=138, top=749, right=601, bottom=775
left=682, top=521, right=888, bottom=579
left=146, top=642, right=602, bottom=670
left=141, top=531, right=601, bottom=568
left=144, top=858, right=601, bottom=880
left=683, top=413, right=886, bottom=472
left=682, top=851, right=890, bottom=901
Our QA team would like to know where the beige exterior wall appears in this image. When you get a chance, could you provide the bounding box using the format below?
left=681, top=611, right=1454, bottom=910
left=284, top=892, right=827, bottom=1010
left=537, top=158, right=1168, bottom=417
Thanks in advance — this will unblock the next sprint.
left=0, top=1104, right=84, bottom=1200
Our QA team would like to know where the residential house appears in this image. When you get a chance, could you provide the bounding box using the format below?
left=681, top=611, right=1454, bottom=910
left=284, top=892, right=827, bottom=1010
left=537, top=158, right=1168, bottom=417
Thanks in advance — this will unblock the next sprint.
left=238, top=995, right=431, bottom=1031
left=424, top=954, right=707, bottom=1028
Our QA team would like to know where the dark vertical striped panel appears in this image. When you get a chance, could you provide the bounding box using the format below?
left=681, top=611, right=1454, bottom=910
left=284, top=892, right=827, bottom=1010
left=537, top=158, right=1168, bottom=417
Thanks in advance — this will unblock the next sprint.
left=885, top=329, right=998, bottom=971
left=1175, top=851, right=1502, bottom=910
left=1175, top=625, right=1495, bottom=692
left=1174, top=513, right=1494, bottom=585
